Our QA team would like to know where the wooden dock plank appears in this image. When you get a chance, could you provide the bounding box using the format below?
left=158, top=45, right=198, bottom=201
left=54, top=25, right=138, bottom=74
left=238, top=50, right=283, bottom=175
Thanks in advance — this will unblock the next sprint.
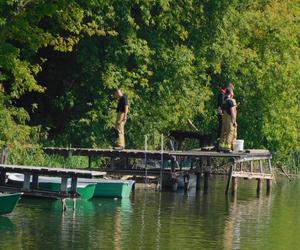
left=43, top=147, right=272, bottom=160
left=0, top=164, right=105, bottom=178
left=0, top=185, right=79, bottom=199
left=232, top=171, right=273, bottom=179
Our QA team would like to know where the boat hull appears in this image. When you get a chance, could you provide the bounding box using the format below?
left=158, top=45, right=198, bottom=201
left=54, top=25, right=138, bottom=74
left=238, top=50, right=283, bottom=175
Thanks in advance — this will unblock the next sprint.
left=38, top=182, right=96, bottom=200
left=0, top=193, right=22, bottom=215
left=78, top=179, right=135, bottom=198
left=93, top=182, right=132, bottom=198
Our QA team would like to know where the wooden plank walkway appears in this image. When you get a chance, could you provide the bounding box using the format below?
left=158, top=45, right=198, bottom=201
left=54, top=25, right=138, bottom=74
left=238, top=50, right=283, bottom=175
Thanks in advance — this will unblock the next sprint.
left=0, top=164, right=105, bottom=178
left=43, top=147, right=271, bottom=160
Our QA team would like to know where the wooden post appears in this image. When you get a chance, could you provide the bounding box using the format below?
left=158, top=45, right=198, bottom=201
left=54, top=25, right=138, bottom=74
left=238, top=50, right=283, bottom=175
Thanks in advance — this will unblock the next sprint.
left=23, top=173, right=31, bottom=191
left=63, top=156, right=67, bottom=168
left=180, top=158, right=182, bottom=171
left=111, top=157, right=115, bottom=169
left=60, top=177, right=68, bottom=194
left=171, top=160, right=175, bottom=172
left=184, top=173, right=190, bottom=193
left=132, top=177, right=136, bottom=192
left=207, top=157, right=212, bottom=168
left=196, top=172, right=201, bottom=192
left=203, top=172, right=209, bottom=192
left=256, top=178, right=262, bottom=194
left=172, top=179, right=178, bottom=192
left=32, top=174, right=39, bottom=189
left=259, top=160, right=263, bottom=173
left=231, top=177, right=238, bottom=194
left=70, top=177, right=78, bottom=195
left=0, top=171, right=6, bottom=185
left=268, top=159, right=272, bottom=172
left=159, top=134, right=164, bottom=191
left=225, top=164, right=234, bottom=195
left=266, top=179, right=271, bottom=194
left=88, top=156, right=92, bottom=169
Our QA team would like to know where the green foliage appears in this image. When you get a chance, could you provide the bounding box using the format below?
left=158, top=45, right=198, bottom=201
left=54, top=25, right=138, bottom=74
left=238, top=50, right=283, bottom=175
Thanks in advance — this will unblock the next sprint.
left=0, top=0, right=299, bottom=165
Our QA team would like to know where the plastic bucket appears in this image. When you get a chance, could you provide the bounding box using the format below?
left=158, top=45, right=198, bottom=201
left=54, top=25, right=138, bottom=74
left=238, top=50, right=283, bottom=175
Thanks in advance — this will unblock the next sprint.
left=234, top=140, right=244, bottom=152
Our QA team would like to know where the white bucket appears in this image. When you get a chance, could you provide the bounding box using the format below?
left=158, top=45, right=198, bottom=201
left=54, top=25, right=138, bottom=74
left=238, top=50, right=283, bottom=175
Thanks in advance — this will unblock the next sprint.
left=234, top=140, right=244, bottom=152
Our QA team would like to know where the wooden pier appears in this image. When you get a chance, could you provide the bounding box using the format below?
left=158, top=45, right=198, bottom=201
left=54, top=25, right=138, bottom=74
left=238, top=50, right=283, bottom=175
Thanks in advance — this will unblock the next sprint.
left=0, top=164, right=105, bottom=199
left=43, top=147, right=273, bottom=194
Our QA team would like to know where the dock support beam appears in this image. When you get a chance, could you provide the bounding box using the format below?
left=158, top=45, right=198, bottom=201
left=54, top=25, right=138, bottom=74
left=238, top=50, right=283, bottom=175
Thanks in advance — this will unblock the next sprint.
left=60, top=177, right=68, bottom=194
left=225, top=164, right=234, bottom=195
left=32, top=174, right=39, bottom=189
left=70, top=177, right=78, bottom=195
left=256, top=179, right=262, bottom=194
left=231, top=177, right=238, bottom=195
left=23, top=173, right=31, bottom=191
left=196, top=172, right=201, bottom=192
left=88, top=156, right=92, bottom=169
left=0, top=171, right=6, bottom=185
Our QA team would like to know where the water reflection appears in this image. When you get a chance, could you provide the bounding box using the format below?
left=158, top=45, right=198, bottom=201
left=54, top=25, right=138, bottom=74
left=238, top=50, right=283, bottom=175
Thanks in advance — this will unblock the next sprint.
left=223, top=193, right=272, bottom=249
left=1, top=178, right=299, bottom=249
left=0, top=216, right=16, bottom=233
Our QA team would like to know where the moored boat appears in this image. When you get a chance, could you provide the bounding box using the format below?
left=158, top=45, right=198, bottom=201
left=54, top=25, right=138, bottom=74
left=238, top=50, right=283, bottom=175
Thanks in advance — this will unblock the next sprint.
left=78, top=178, right=135, bottom=198
left=0, top=193, right=22, bottom=215
left=7, top=174, right=96, bottom=200
left=7, top=174, right=134, bottom=199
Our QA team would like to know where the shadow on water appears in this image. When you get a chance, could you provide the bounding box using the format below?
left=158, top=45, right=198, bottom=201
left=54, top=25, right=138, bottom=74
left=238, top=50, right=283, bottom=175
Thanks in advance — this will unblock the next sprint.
left=0, top=216, right=17, bottom=248
left=0, top=216, right=16, bottom=232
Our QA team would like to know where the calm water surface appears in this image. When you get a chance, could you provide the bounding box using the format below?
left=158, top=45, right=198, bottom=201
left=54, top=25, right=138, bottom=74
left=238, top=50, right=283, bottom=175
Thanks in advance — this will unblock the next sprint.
left=0, top=177, right=299, bottom=250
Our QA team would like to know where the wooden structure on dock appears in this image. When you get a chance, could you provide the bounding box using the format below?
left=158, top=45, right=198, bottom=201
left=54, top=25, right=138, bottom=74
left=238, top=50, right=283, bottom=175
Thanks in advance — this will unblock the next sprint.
left=169, top=130, right=213, bottom=149
left=43, top=147, right=273, bottom=194
left=0, top=164, right=104, bottom=199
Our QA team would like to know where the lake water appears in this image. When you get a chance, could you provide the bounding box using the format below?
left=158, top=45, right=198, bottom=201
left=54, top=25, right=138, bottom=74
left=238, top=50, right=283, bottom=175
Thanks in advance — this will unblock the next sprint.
left=0, top=176, right=299, bottom=250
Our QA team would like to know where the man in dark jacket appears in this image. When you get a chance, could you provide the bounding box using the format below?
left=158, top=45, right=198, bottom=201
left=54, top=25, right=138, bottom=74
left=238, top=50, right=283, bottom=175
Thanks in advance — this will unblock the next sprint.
left=219, top=88, right=237, bottom=152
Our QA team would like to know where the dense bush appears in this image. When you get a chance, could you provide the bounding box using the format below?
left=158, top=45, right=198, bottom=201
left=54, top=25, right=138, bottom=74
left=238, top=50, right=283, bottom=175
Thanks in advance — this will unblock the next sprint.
left=0, top=0, right=299, bottom=165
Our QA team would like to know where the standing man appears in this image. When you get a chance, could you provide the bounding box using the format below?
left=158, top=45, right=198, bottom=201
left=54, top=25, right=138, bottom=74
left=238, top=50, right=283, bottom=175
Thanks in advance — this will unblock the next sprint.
left=219, top=88, right=237, bottom=152
left=114, top=89, right=128, bottom=149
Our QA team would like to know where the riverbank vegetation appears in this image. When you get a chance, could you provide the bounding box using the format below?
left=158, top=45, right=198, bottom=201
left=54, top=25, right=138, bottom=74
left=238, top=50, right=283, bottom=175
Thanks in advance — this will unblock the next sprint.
left=0, top=0, right=299, bottom=167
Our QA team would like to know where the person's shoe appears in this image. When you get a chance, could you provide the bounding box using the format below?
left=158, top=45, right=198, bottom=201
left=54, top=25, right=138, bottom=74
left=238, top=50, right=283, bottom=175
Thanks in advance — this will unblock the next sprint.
left=113, top=146, right=124, bottom=150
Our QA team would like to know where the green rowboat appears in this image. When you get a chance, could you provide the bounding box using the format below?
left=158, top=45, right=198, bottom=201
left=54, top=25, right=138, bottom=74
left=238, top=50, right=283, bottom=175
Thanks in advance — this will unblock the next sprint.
left=7, top=174, right=134, bottom=199
left=78, top=179, right=135, bottom=198
left=37, top=182, right=96, bottom=200
left=0, top=193, right=22, bottom=215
